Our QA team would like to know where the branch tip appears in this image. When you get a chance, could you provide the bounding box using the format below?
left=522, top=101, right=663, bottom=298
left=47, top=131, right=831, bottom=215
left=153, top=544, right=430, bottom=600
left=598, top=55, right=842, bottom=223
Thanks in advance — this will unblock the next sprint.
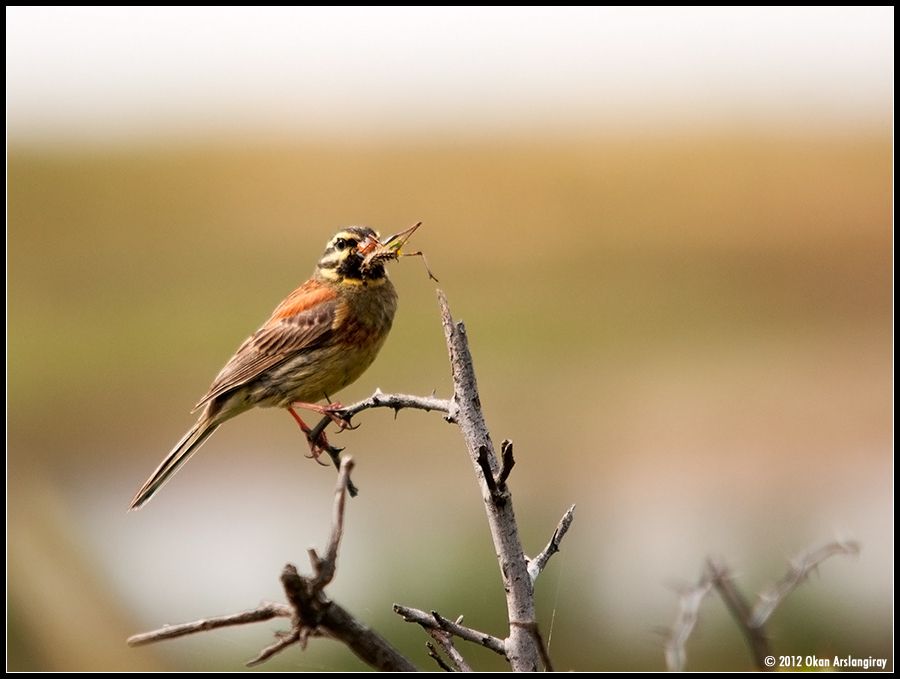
left=750, top=540, right=861, bottom=628
left=246, top=629, right=302, bottom=666
left=426, top=641, right=455, bottom=672
left=527, top=504, right=576, bottom=583
left=497, top=440, right=515, bottom=488
left=394, top=604, right=507, bottom=657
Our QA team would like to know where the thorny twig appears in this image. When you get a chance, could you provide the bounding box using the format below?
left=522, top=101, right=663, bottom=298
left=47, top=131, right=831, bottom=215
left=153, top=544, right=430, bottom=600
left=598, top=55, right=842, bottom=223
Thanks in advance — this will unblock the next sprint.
left=426, top=641, right=456, bottom=672
left=527, top=504, right=577, bottom=584
left=127, top=603, right=292, bottom=647
left=707, top=558, right=771, bottom=671
left=333, top=389, right=452, bottom=425
left=392, top=604, right=507, bottom=657
left=307, top=455, right=353, bottom=586
left=664, top=572, right=714, bottom=672
left=435, top=290, right=550, bottom=670
left=247, top=627, right=302, bottom=667
left=664, top=540, right=861, bottom=672
left=427, top=629, right=474, bottom=672
left=751, top=540, right=860, bottom=627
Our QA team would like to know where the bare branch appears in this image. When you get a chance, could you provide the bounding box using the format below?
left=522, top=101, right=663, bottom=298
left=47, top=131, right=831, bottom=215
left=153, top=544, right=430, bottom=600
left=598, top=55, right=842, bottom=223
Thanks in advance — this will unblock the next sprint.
left=437, top=290, right=542, bottom=671
left=706, top=558, right=771, bottom=671
left=246, top=629, right=302, bottom=667
left=308, top=457, right=354, bottom=586
left=326, top=459, right=353, bottom=563
left=393, top=604, right=507, bottom=657
left=751, top=540, right=860, bottom=628
left=126, top=602, right=292, bottom=647
left=511, top=620, right=555, bottom=672
left=665, top=540, right=861, bottom=672
left=316, top=595, right=417, bottom=671
left=426, top=641, right=456, bottom=672
left=664, top=573, right=714, bottom=672
left=334, top=389, right=452, bottom=424
left=527, top=504, right=576, bottom=584
left=428, top=629, right=474, bottom=672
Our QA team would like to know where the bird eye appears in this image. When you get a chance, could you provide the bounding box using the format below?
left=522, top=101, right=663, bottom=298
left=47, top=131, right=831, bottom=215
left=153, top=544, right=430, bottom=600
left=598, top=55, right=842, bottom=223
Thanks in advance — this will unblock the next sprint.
left=334, top=238, right=357, bottom=251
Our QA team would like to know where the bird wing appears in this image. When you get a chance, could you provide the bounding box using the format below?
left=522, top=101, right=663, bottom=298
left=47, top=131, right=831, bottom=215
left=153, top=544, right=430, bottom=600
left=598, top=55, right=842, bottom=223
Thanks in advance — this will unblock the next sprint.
left=193, top=281, right=340, bottom=411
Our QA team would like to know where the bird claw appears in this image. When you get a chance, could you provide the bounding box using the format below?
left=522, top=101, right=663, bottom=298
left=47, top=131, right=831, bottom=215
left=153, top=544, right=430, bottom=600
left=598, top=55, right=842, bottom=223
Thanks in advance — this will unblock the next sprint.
left=305, top=450, right=330, bottom=466
left=287, top=403, right=358, bottom=496
left=321, top=403, right=357, bottom=431
left=291, top=400, right=357, bottom=431
left=305, top=430, right=343, bottom=466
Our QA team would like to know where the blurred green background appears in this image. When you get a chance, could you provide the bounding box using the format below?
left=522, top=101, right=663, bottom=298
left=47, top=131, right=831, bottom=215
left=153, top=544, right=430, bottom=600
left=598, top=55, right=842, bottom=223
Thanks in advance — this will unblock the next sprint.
left=7, top=7, right=892, bottom=672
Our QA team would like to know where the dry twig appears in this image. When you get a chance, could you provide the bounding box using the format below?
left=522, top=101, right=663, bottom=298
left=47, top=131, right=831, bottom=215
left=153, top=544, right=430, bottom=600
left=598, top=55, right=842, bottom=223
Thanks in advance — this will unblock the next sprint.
left=392, top=604, right=507, bottom=657
left=527, top=505, right=577, bottom=583
left=664, top=573, right=714, bottom=672
left=751, top=540, right=860, bottom=628
left=665, top=540, right=861, bottom=672
left=707, top=558, right=771, bottom=671
left=436, top=291, right=546, bottom=671
left=326, top=390, right=452, bottom=429
left=427, top=629, right=474, bottom=672
left=127, top=603, right=292, bottom=647
left=426, top=641, right=456, bottom=672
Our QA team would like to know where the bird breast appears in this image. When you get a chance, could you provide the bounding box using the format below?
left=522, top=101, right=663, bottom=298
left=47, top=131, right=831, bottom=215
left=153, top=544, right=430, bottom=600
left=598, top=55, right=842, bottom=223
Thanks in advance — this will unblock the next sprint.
left=266, top=279, right=398, bottom=407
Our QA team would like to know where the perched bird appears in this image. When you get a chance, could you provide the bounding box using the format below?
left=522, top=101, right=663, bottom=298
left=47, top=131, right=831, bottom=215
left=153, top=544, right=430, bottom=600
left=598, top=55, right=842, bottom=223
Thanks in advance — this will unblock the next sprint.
left=130, top=224, right=421, bottom=509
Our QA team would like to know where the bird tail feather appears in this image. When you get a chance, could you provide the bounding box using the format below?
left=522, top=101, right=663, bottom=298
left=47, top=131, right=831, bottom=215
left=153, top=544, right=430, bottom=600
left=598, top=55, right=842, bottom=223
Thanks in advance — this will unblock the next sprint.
left=129, top=417, right=220, bottom=510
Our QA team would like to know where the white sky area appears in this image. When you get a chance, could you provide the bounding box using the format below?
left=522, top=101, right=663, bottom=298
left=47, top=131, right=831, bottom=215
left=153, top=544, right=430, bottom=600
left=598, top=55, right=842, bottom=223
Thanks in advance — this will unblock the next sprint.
left=6, top=6, right=894, bottom=142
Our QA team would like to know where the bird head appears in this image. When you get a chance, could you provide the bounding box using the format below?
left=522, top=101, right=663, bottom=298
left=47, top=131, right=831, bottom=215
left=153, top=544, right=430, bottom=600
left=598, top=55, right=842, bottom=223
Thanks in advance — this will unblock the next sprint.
left=315, top=223, right=423, bottom=285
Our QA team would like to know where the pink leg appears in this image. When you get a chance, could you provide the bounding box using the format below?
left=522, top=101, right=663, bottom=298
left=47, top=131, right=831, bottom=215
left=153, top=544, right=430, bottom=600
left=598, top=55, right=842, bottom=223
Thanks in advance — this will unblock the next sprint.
left=291, top=400, right=357, bottom=430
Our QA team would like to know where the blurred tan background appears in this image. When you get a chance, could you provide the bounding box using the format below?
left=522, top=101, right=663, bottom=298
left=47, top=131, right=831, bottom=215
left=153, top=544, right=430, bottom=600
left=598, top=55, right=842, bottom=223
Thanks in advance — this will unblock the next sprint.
left=7, top=7, right=892, bottom=671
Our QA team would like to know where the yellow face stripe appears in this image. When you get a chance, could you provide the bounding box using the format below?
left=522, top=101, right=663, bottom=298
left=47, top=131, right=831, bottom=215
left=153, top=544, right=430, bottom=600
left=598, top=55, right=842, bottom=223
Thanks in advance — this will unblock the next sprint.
left=318, top=266, right=387, bottom=287
left=340, top=276, right=387, bottom=287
